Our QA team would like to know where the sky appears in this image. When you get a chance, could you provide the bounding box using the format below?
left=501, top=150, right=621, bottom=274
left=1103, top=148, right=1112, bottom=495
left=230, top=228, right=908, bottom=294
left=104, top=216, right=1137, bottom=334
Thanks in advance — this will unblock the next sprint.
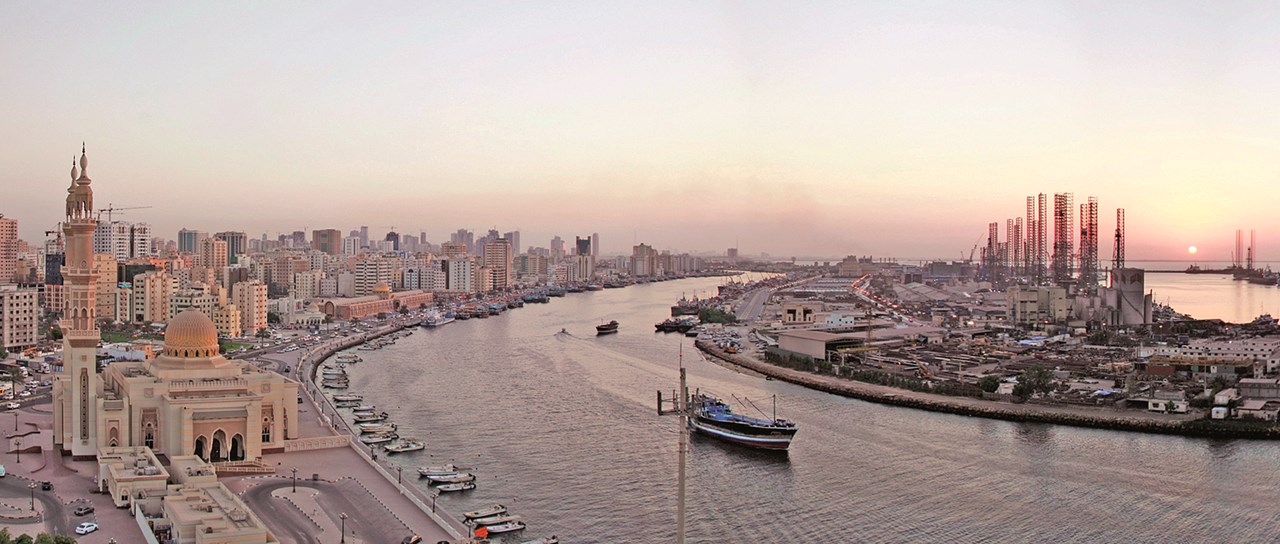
left=2, top=1, right=1278, bottom=261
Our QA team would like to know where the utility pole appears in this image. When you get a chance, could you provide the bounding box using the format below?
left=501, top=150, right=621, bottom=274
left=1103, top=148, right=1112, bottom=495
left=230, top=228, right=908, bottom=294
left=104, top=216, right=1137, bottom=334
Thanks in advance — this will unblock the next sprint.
left=656, top=343, right=689, bottom=544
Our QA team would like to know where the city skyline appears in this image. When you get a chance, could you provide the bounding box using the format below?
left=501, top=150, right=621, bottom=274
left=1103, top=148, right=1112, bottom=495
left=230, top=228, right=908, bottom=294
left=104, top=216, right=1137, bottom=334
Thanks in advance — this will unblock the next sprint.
left=4, top=2, right=1280, bottom=260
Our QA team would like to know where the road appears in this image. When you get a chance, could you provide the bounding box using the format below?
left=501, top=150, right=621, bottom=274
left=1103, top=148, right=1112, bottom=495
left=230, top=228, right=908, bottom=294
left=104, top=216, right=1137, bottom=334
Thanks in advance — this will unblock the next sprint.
left=0, top=475, right=73, bottom=536
left=240, top=476, right=416, bottom=544
left=734, top=288, right=774, bottom=322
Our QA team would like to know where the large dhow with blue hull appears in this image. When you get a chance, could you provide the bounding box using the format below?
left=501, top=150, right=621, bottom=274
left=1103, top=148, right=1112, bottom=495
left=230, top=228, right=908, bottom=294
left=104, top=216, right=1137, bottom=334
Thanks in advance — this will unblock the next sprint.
left=687, top=392, right=797, bottom=451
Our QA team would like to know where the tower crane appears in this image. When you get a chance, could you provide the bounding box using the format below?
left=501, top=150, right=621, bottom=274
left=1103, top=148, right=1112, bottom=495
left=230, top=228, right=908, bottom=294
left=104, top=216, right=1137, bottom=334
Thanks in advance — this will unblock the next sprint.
left=97, top=203, right=152, bottom=222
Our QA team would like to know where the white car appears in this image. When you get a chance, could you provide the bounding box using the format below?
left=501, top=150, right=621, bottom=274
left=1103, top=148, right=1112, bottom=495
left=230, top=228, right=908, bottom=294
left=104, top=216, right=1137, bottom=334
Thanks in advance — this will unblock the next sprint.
left=18, top=391, right=30, bottom=398
left=4, top=402, right=19, bottom=410
left=75, top=522, right=99, bottom=535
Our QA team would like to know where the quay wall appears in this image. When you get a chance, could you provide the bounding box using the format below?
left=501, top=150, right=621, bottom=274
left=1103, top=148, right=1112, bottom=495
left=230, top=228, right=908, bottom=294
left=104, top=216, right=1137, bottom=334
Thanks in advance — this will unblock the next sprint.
left=295, top=320, right=469, bottom=540
left=695, top=341, right=1280, bottom=440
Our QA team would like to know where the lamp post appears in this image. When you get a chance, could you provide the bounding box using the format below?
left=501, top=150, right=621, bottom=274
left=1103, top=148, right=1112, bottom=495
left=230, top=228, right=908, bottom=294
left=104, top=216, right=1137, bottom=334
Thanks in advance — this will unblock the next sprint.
left=430, top=491, right=438, bottom=513
left=339, top=512, right=348, bottom=543
left=396, top=465, right=402, bottom=487
left=14, top=438, right=20, bottom=463
left=28, top=482, right=36, bottom=510
left=12, top=411, right=17, bottom=431
left=291, top=467, right=298, bottom=493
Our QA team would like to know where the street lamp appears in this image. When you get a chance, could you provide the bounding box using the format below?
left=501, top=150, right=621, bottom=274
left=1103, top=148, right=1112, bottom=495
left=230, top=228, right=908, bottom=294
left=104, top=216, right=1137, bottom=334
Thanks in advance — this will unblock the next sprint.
left=12, top=411, right=17, bottom=431
left=28, top=482, right=35, bottom=510
left=14, top=438, right=20, bottom=463
left=430, top=491, right=438, bottom=513
left=396, top=464, right=402, bottom=487
left=291, top=467, right=298, bottom=493
left=339, top=512, right=348, bottom=543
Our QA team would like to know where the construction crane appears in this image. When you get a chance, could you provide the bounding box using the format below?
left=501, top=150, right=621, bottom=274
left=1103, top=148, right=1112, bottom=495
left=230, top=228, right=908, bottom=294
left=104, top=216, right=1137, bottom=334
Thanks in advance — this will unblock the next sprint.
left=966, top=231, right=985, bottom=262
left=97, top=203, right=152, bottom=222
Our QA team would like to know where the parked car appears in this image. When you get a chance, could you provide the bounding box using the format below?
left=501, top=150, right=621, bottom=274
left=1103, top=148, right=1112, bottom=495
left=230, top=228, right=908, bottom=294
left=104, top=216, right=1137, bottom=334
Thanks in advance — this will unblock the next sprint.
left=0, top=465, right=6, bottom=477
left=73, top=505, right=94, bottom=516
left=40, top=481, right=52, bottom=490
left=75, top=522, right=98, bottom=535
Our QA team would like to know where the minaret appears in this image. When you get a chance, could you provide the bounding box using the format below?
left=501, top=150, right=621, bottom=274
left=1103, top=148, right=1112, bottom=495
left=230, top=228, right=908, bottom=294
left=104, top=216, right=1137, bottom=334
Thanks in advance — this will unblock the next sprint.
left=55, top=143, right=101, bottom=458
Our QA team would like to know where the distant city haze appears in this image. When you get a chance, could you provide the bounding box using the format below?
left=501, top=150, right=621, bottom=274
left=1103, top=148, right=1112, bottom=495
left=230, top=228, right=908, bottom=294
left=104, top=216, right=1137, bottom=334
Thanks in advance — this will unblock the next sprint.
left=3, top=2, right=1278, bottom=260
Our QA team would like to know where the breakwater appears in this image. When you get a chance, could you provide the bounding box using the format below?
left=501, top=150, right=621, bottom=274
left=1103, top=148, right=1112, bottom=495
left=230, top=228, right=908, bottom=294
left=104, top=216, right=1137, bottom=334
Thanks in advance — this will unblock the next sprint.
left=695, top=341, right=1280, bottom=440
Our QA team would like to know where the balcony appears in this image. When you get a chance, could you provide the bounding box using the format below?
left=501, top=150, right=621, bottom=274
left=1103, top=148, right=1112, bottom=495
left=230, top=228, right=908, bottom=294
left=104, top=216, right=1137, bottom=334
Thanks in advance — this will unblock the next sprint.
left=169, top=379, right=248, bottom=393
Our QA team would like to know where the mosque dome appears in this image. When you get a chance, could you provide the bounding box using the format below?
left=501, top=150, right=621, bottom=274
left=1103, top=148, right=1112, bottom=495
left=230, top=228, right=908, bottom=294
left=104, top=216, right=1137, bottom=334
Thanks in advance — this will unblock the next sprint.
left=373, top=281, right=390, bottom=293
left=164, top=311, right=221, bottom=358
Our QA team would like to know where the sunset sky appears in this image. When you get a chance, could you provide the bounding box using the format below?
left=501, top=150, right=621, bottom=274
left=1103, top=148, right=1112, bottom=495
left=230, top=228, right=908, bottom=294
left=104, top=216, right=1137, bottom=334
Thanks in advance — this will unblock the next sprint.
left=2, top=2, right=1278, bottom=260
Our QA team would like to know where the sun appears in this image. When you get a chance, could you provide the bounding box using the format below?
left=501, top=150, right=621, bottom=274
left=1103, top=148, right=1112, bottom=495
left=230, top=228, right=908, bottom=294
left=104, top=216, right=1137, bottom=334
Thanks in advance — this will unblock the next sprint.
left=1188, top=246, right=1198, bottom=255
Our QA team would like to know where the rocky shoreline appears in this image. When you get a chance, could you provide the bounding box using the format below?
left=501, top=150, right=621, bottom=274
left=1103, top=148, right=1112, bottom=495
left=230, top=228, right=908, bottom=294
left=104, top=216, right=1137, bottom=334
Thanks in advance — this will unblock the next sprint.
left=695, top=341, right=1280, bottom=440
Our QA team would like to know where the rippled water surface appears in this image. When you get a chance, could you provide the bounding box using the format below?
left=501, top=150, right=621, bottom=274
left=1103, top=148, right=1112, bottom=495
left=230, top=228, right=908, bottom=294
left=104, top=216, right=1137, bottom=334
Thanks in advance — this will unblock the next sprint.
left=334, top=277, right=1280, bottom=543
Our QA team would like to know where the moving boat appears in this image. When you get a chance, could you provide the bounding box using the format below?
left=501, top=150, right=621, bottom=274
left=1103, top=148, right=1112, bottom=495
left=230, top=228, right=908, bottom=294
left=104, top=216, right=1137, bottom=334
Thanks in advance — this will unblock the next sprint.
left=463, top=504, right=507, bottom=521
left=437, top=482, right=476, bottom=493
left=485, top=521, right=527, bottom=534
left=426, top=472, right=475, bottom=484
left=418, top=464, right=470, bottom=477
left=595, top=321, right=619, bottom=335
left=385, top=439, right=425, bottom=453
left=687, top=392, right=797, bottom=451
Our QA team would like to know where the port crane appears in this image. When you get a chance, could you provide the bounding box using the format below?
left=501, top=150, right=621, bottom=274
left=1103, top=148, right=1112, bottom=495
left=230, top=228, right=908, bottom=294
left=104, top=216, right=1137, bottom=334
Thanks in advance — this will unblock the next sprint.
left=97, top=204, right=152, bottom=222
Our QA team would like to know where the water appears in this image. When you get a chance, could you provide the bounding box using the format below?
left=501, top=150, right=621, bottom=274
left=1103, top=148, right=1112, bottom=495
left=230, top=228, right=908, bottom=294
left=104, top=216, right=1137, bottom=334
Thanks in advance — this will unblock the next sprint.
left=1144, top=273, right=1280, bottom=324
left=336, top=278, right=1280, bottom=543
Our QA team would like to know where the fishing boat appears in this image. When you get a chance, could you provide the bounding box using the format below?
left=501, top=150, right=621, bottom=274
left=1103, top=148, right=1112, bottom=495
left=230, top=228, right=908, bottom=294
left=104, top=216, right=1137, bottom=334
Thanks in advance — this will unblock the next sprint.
left=418, top=464, right=470, bottom=477
left=385, top=439, right=425, bottom=453
left=595, top=320, right=619, bottom=335
left=353, top=411, right=389, bottom=423
left=421, top=310, right=456, bottom=328
left=463, top=504, right=506, bottom=521
left=471, top=514, right=522, bottom=526
left=322, top=381, right=349, bottom=389
left=358, top=423, right=397, bottom=434
left=333, top=394, right=363, bottom=402
left=485, top=521, right=526, bottom=534
left=360, top=432, right=398, bottom=445
left=336, top=354, right=361, bottom=363
left=687, top=392, right=797, bottom=451
left=437, top=481, right=476, bottom=493
left=426, top=472, right=475, bottom=484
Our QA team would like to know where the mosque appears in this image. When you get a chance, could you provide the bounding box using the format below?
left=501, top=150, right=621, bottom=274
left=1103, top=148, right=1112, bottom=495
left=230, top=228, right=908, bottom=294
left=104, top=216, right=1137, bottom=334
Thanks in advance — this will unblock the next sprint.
left=52, top=148, right=299, bottom=464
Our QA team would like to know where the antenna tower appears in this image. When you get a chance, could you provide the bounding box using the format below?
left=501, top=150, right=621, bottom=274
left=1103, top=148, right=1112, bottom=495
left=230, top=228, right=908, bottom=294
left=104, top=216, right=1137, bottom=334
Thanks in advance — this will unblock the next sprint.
left=1112, top=208, right=1125, bottom=269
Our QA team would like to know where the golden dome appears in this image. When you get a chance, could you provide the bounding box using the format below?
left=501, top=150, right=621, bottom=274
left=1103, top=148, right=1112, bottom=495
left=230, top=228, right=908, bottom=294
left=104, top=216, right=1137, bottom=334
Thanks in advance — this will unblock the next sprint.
left=164, top=310, right=221, bottom=358
left=373, top=281, right=390, bottom=293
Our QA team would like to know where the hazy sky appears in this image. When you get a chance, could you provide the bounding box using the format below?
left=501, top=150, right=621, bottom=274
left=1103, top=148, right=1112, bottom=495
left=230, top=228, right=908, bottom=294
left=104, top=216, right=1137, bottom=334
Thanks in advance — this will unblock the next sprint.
left=2, top=2, right=1278, bottom=260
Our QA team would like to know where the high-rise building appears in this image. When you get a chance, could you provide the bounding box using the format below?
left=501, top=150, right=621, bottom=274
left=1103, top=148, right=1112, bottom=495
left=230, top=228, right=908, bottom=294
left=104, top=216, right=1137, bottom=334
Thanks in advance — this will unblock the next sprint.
left=54, top=146, right=102, bottom=457
left=442, top=256, right=475, bottom=294
left=214, top=231, right=247, bottom=263
left=0, top=214, right=17, bottom=284
left=631, top=243, right=659, bottom=276
left=131, top=271, right=175, bottom=323
left=441, top=242, right=468, bottom=259
left=385, top=231, right=400, bottom=251
left=177, top=228, right=208, bottom=254
left=482, top=238, right=513, bottom=291
left=311, top=229, right=342, bottom=255
left=359, top=226, right=369, bottom=249
left=0, top=285, right=38, bottom=351
left=354, top=257, right=394, bottom=296
left=342, top=236, right=360, bottom=255
left=198, top=238, right=229, bottom=270
left=550, top=236, right=564, bottom=262
left=575, top=236, right=591, bottom=256
left=292, top=270, right=324, bottom=299
left=503, top=230, right=521, bottom=255
left=232, top=280, right=268, bottom=334
left=591, top=233, right=599, bottom=258
left=450, top=229, right=474, bottom=253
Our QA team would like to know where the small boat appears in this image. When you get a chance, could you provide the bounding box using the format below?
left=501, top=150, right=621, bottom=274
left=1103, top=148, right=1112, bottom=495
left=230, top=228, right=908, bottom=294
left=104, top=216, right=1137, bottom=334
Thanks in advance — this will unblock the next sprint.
left=418, top=464, right=470, bottom=477
left=596, top=320, right=619, bottom=335
left=463, top=504, right=507, bottom=521
left=336, top=354, right=361, bottom=363
left=485, top=521, right=526, bottom=534
left=471, top=514, right=522, bottom=526
left=348, top=404, right=375, bottom=412
left=322, top=382, right=349, bottom=389
left=359, top=423, right=397, bottom=434
left=437, top=482, right=476, bottom=493
left=333, top=394, right=363, bottom=402
left=385, top=439, right=425, bottom=453
left=426, top=472, right=475, bottom=484
left=360, top=432, right=398, bottom=445
left=353, top=411, right=389, bottom=423
left=519, top=537, right=559, bottom=544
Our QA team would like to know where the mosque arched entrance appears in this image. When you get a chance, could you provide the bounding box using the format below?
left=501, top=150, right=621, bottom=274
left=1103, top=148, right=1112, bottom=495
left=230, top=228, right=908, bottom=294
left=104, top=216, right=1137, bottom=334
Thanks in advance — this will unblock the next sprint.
left=211, top=430, right=227, bottom=462
left=230, top=434, right=245, bottom=461
left=194, top=436, right=207, bottom=460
